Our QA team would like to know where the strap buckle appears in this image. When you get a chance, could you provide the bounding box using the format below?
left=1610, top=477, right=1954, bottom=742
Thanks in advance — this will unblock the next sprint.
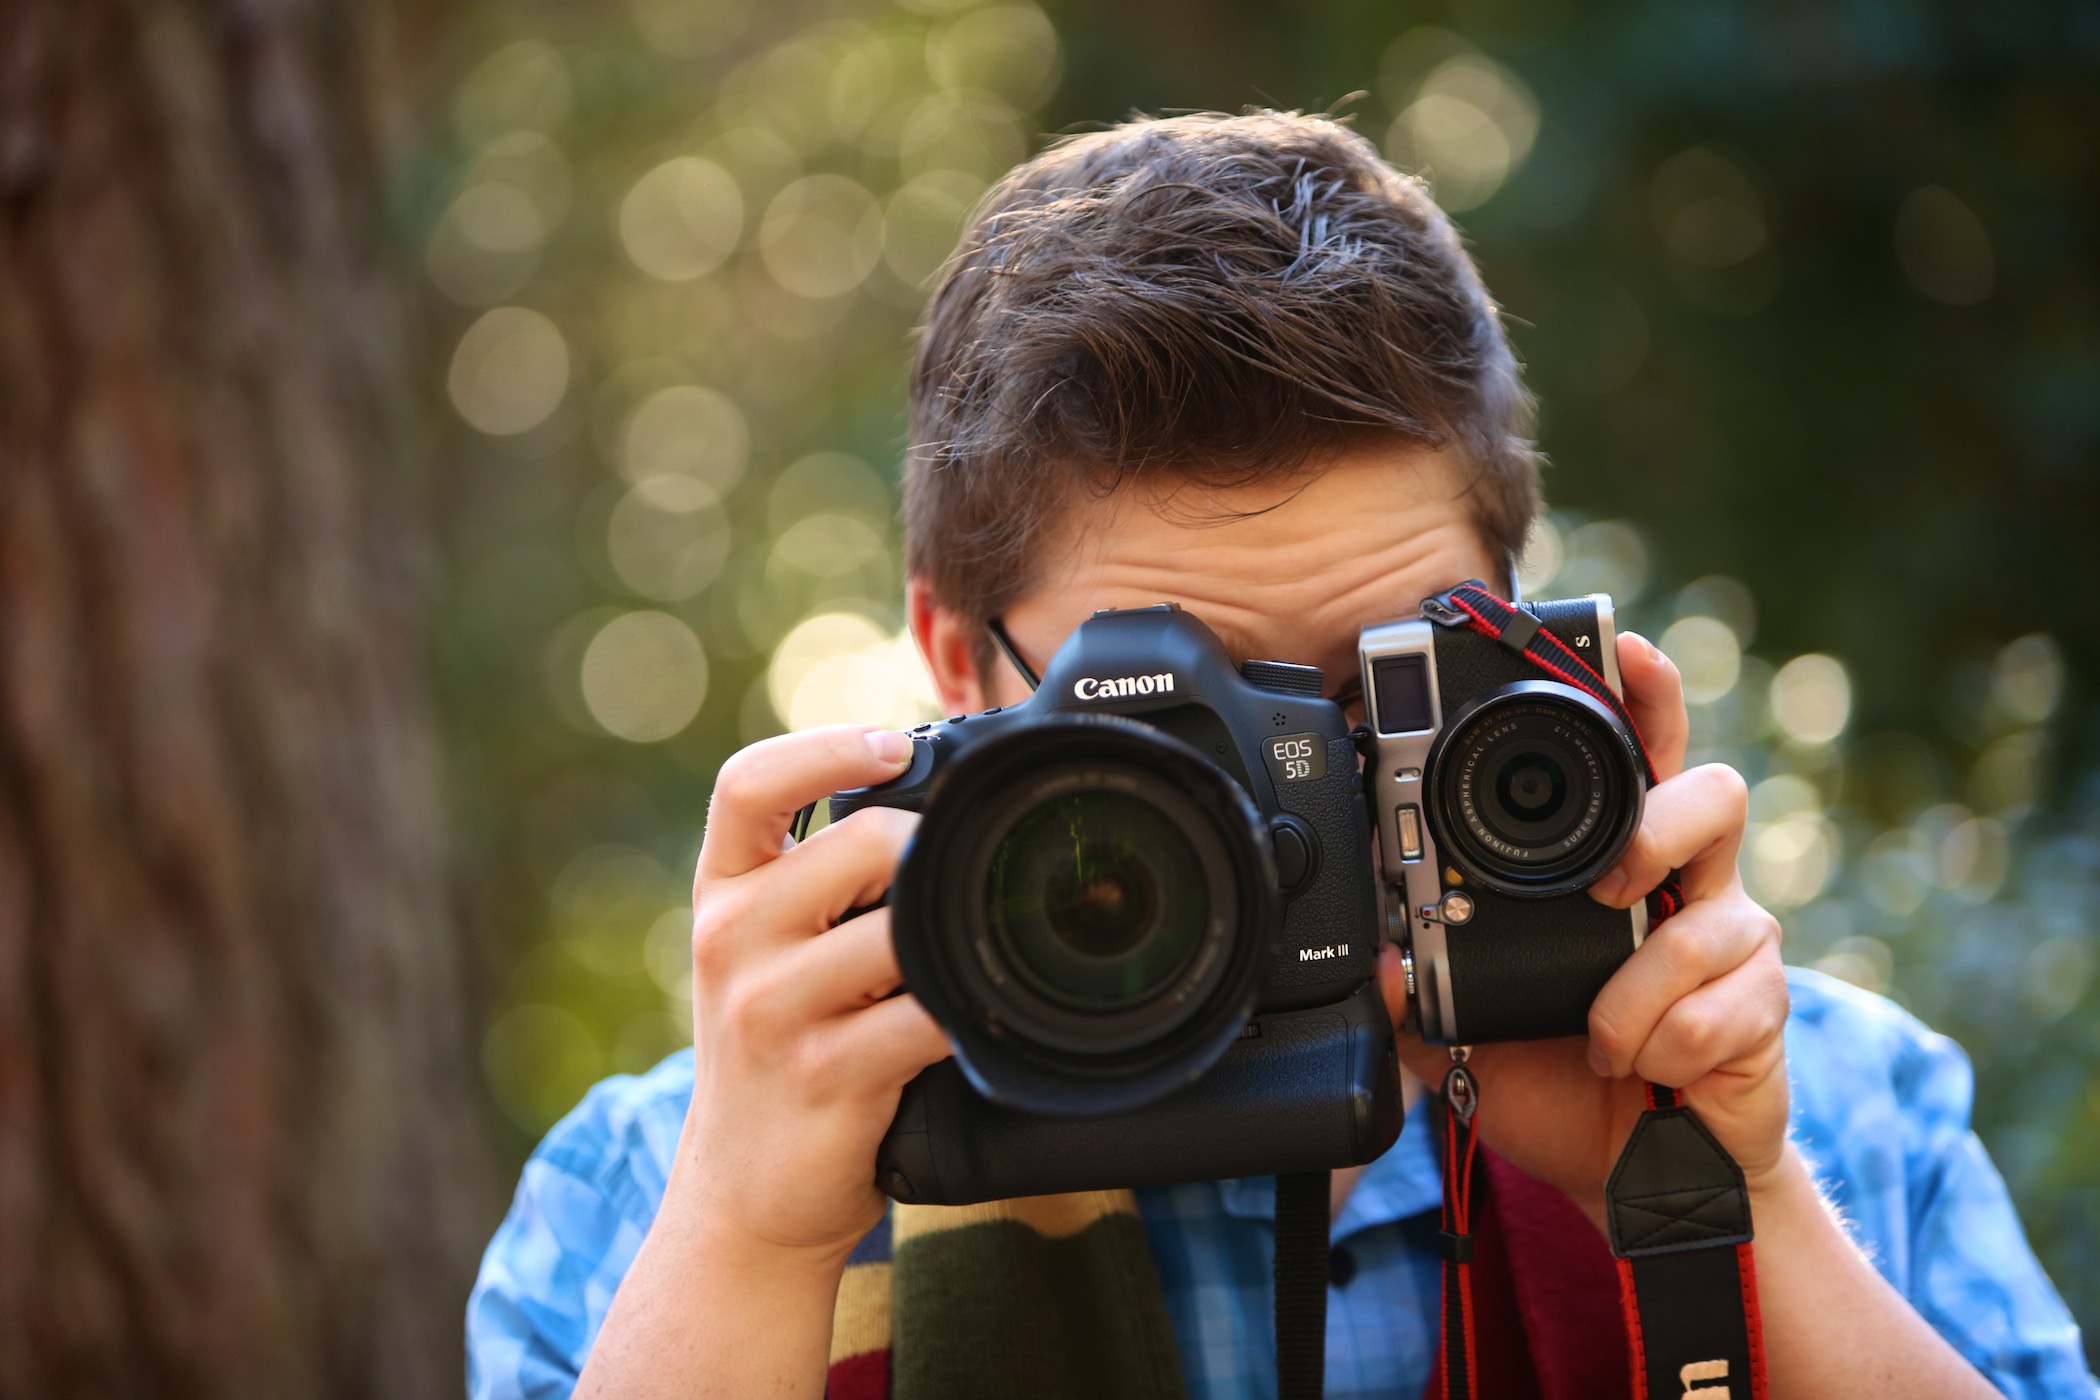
left=1419, top=586, right=1475, bottom=629
left=1443, top=1062, right=1479, bottom=1124
left=1437, top=1229, right=1475, bottom=1263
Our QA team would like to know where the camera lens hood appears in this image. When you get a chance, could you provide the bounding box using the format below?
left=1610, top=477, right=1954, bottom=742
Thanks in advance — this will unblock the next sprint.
left=1425, top=679, right=1646, bottom=898
left=890, top=712, right=1281, bottom=1116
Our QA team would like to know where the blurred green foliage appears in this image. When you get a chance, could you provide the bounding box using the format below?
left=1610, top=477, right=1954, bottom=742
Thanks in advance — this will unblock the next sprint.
left=403, top=0, right=2098, bottom=1349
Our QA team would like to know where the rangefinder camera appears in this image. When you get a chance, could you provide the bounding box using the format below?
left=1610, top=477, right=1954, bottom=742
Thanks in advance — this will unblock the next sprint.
left=830, top=586, right=1650, bottom=1204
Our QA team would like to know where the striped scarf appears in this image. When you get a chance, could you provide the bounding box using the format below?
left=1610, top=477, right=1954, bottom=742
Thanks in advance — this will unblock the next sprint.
left=825, top=1153, right=1627, bottom=1400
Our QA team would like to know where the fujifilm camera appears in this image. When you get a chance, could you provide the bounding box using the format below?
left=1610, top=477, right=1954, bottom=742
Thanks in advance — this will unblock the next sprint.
left=831, top=586, right=1650, bottom=1205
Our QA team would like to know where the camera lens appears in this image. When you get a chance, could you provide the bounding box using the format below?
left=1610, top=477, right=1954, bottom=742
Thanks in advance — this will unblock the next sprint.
left=888, top=714, right=1280, bottom=1115
left=985, top=790, right=1209, bottom=1011
left=1497, top=753, right=1567, bottom=822
left=1426, top=681, right=1643, bottom=897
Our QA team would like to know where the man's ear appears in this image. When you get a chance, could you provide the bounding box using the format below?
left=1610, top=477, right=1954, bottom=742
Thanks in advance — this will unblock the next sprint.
left=908, top=577, right=992, bottom=716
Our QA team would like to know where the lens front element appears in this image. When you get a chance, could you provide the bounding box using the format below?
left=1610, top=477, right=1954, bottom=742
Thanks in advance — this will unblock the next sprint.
left=889, top=714, right=1281, bottom=1116
left=1428, top=682, right=1643, bottom=896
left=987, top=790, right=1209, bottom=1012
left=1469, top=714, right=1598, bottom=856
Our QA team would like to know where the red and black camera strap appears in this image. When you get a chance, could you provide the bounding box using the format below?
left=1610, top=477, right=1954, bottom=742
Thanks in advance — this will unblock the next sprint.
left=1437, top=1059, right=1483, bottom=1399
left=1422, top=582, right=1767, bottom=1400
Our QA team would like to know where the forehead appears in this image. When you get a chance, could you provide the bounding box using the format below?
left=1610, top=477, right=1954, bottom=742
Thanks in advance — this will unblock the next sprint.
left=1002, top=445, right=1503, bottom=684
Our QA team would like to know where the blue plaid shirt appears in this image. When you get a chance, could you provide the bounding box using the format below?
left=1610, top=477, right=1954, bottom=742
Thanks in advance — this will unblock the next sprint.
left=467, top=968, right=2094, bottom=1398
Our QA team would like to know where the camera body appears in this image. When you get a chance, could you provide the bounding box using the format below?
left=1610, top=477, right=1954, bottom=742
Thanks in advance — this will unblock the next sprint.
left=1359, top=593, right=1648, bottom=1045
left=831, top=603, right=1400, bottom=1204
left=832, top=588, right=1647, bottom=1205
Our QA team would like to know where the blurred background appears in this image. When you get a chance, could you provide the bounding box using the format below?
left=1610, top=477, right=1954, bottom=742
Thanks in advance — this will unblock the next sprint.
left=4, top=0, right=2094, bottom=1392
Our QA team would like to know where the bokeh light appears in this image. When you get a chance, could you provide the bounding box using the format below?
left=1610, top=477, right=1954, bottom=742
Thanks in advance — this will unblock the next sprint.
left=1648, top=147, right=1767, bottom=269
left=581, top=611, right=710, bottom=742
left=1555, top=519, right=1649, bottom=602
left=1991, top=634, right=2064, bottom=725
left=1384, top=49, right=1539, bottom=212
left=883, top=170, right=985, bottom=287
left=448, top=307, right=571, bottom=435
left=607, top=479, right=731, bottom=601
left=927, top=5, right=1062, bottom=109
left=768, top=610, right=937, bottom=731
left=551, top=843, right=677, bottom=975
left=897, top=91, right=1027, bottom=180
left=630, top=0, right=752, bottom=57
left=1770, top=653, right=1851, bottom=747
left=1895, top=186, right=1994, bottom=306
left=454, top=40, right=572, bottom=143
left=621, top=384, right=748, bottom=492
left=1658, top=615, right=1741, bottom=706
left=620, top=158, right=745, bottom=282
left=759, top=174, right=885, bottom=298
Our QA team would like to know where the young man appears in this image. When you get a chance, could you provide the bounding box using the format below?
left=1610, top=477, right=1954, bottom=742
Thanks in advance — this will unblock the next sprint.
left=467, top=113, right=2092, bottom=1398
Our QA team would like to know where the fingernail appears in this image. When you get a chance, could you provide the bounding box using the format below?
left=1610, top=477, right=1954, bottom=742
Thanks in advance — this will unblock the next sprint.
left=1589, top=871, right=1627, bottom=907
left=866, top=729, right=913, bottom=766
left=1586, top=1042, right=1611, bottom=1077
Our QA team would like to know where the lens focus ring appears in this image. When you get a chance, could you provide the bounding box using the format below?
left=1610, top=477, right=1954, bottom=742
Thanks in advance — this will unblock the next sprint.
left=1425, top=681, right=1644, bottom=898
left=889, top=714, right=1281, bottom=1116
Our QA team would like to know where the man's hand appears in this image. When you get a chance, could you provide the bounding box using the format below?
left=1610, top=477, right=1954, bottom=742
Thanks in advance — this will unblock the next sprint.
left=677, top=725, right=951, bottom=1265
left=1378, top=632, right=1791, bottom=1223
left=576, top=726, right=950, bottom=1400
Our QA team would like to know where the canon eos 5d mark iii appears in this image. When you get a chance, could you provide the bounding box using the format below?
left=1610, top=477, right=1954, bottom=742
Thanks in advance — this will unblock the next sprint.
left=831, top=604, right=1402, bottom=1205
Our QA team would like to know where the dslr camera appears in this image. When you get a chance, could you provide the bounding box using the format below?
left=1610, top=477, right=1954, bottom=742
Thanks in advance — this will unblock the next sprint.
left=831, top=586, right=1650, bottom=1204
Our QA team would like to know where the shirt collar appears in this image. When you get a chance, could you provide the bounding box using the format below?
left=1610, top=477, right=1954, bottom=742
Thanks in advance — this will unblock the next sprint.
left=1213, top=1091, right=1443, bottom=1238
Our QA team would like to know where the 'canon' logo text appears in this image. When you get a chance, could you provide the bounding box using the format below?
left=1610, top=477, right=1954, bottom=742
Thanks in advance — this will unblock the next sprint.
left=1073, top=672, right=1176, bottom=700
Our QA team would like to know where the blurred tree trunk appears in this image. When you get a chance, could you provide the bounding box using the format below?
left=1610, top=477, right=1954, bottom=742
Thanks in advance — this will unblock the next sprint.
left=0, top=1, right=487, bottom=1396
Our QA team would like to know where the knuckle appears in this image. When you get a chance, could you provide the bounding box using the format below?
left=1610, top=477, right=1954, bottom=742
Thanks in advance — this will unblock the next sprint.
left=689, top=914, right=735, bottom=985
left=1701, top=763, right=1750, bottom=819
left=1662, top=1002, right=1719, bottom=1063
left=697, top=876, right=756, bottom=931
left=1623, top=824, right=1665, bottom=875
left=720, top=972, right=784, bottom=1043
left=1756, top=959, right=1792, bottom=1034
left=789, top=1026, right=848, bottom=1092
left=708, top=748, right=768, bottom=819
left=1658, top=916, right=1715, bottom=977
left=1587, top=1002, right=1634, bottom=1060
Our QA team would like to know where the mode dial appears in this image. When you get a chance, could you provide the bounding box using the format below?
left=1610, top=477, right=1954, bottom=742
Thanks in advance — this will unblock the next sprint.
left=1239, top=659, right=1325, bottom=697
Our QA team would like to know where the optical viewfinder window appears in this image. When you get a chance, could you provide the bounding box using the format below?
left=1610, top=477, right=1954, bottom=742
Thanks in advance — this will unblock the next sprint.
left=1373, top=654, right=1433, bottom=734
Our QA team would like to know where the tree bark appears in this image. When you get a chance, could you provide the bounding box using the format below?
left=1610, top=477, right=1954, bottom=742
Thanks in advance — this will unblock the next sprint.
left=0, top=1, right=487, bottom=1395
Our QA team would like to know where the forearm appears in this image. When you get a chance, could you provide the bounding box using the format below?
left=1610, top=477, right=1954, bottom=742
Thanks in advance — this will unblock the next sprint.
left=576, top=1178, right=845, bottom=1400
left=1745, top=1143, right=1996, bottom=1399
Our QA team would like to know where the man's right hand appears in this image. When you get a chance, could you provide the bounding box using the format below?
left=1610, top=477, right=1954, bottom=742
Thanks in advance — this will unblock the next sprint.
left=673, top=724, right=951, bottom=1267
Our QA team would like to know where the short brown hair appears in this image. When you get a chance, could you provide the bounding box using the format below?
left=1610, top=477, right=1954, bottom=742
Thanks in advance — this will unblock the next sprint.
left=904, top=110, right=1540, bottom=670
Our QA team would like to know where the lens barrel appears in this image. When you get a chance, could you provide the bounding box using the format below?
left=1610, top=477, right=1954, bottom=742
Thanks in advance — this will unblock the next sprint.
left=1425, top=680, right=1644, bottom=898
left=890, top=714, right=1280, bottom=1116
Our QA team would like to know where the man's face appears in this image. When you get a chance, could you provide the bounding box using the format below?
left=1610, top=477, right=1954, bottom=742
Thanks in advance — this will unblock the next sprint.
left=919, top=443, right=1503, bottom=718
